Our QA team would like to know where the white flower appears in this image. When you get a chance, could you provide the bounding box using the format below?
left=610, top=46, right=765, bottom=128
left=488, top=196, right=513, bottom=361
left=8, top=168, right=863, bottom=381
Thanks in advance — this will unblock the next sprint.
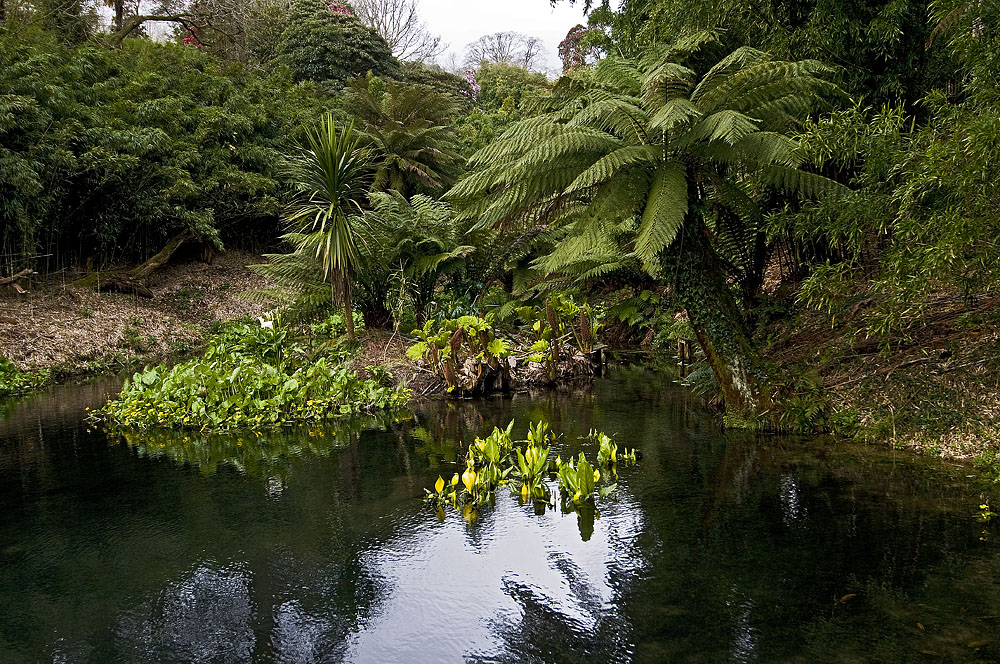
left=257, top=316, right=273, bottom=329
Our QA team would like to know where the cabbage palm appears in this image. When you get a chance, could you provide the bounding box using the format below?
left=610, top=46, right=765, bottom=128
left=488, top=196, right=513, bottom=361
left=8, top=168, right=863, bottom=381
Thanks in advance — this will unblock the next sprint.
left=284, top=115, right=371, bottom=338
left=449, top=35, right=844, bottom=417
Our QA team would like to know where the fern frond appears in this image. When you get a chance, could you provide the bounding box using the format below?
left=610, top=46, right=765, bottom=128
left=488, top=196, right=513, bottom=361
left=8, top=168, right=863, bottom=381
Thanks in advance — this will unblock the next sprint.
left=758, top=165, right=850, bottom=199
left=592, top=56, right=643, bottom=97
left=730, top=132, right=803, bottom=167
left=566, top=98, right=650, bottom=144
left=697, top=59, right=835, bottom=115
left=675, top=110, right=761, bottom=147
left=649, top=97, right=703, bottom=133
left=564, top=145, right=662, bottom=194
left=638, top=30, right=722, bottom=74
left=690, top=46, right=771, bottom=103
left=468, top=119, right=567, bottom=167
left=635, top=162, right=688, bottom=270
left=641, top=61, right=696, bottom=107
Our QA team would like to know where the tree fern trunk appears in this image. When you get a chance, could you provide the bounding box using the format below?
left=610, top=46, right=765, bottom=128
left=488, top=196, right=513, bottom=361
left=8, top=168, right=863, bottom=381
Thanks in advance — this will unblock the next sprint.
left=673, top=223, right=770, bottom=420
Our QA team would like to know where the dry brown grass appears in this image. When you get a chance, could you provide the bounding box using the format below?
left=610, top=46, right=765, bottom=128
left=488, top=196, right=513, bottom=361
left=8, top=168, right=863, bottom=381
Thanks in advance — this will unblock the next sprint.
left=0, top=250, right=273, bottom=373
left=347, top=328, right=442, bottom=396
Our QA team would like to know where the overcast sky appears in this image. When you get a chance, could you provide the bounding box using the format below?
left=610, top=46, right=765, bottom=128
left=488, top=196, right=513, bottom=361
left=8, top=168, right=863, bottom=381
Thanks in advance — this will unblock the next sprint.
left=420, top=0, right=591, bottom=74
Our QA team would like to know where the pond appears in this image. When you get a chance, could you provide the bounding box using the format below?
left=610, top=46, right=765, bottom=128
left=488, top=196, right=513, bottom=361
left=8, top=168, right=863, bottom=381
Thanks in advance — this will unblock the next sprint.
left=1, top=368, right=998, bottom=663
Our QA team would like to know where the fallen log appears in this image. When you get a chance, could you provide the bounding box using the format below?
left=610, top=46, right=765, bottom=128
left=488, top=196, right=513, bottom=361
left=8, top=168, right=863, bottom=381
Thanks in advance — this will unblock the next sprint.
left=2, top=268, right=36, bottom=294
left=1, top=268, right=35, bottom=288
left=97, top=276, right=155, bottom=299
left=72, top=231, right=191, bottom=297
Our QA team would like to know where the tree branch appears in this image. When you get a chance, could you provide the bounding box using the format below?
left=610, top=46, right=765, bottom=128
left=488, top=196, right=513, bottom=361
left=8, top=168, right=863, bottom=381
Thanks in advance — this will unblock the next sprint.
left=108, top=14, right=207, bottom=48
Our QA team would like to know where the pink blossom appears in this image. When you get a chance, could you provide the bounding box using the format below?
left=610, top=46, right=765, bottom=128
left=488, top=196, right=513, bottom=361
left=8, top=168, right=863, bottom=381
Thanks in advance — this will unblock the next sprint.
left=326, top=2, right=353, bottom=14
left=182, top=28, right=203, bottom=47
left=461, top=68, right=480, bottom=101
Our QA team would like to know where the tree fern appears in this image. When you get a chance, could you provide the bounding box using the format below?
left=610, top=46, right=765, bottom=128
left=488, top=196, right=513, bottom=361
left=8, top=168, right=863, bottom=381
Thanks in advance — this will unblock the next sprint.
left=450, top=38, right=843, bottom=287
left=344, top=75, right=462, bottom=196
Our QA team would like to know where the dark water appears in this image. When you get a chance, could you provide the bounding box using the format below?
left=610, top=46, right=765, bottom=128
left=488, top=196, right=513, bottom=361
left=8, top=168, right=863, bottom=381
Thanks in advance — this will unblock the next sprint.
left=1, top=369, right=998, bottom=663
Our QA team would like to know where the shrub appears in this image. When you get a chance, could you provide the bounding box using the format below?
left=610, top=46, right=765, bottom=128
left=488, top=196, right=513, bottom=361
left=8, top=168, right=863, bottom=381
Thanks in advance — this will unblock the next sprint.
left=277, top=0, right=399, bottom=88
left=0, top=34, right=327, bottom=271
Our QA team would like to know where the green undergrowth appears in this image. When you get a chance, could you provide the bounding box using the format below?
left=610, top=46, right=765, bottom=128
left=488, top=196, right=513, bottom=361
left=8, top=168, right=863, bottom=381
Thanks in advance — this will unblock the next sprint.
left=0, top=357, right=50, bottom=399
left=99, top=318, right=409, bottom=432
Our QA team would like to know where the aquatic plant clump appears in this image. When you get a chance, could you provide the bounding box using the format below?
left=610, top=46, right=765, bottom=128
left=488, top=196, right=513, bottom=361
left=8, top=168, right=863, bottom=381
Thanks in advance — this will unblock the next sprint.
left=424, top=421, right=636, bottom=519
left=100, top=320, right=409, bottom=432
left=0, top=357, right=49, bottom=398
left=407, top=315, right=512, bottom=395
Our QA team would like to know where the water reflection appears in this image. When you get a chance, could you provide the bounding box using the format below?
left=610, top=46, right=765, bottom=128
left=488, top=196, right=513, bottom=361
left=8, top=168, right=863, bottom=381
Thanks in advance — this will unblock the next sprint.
left=1, top=367, right=998, bottom=663
left=343, top=494, right=647, bottom=664
left=115, top=564, right=255, bottom=661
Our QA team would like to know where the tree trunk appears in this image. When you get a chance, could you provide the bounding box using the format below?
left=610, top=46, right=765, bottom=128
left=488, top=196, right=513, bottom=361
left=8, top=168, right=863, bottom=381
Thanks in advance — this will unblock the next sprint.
left=672, top=223, right=771, bottom=420
left=114, top=0, right=124, bottom=31
left=360, top=298, right=392, bottom=329
left=344, top=281, right=355, bottom=339
left=331, top=275, right=356, bottom=339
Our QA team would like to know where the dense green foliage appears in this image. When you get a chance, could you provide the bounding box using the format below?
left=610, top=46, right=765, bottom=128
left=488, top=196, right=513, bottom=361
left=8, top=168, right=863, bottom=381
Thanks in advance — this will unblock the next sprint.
left=100, top=319, right=409, bottom=431
left=776, top=0, right=1000, bottom=346
left=454, top=63, right=551, bottom=155
left=568, top=0, right=956, bottom=105
left=407, top=314, right=511, bottom=391
left=276, top=0, right=399, bottom=87
left=252, top=181, right=475, bottom=331
left=0, top=33, right=324, bottom=271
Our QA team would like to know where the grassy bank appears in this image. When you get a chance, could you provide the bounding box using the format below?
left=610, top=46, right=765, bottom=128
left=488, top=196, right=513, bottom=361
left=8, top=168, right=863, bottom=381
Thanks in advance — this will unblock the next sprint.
left=764, top=291, right=1000, bottom=475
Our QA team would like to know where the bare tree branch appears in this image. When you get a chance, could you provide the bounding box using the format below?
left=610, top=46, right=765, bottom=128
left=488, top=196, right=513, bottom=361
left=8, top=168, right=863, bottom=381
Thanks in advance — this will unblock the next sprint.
left=464, top=31, right=545, bottom=70
left=352, top=0, right=443, bottom=62
left=108, top=12, right=206, bottom=46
